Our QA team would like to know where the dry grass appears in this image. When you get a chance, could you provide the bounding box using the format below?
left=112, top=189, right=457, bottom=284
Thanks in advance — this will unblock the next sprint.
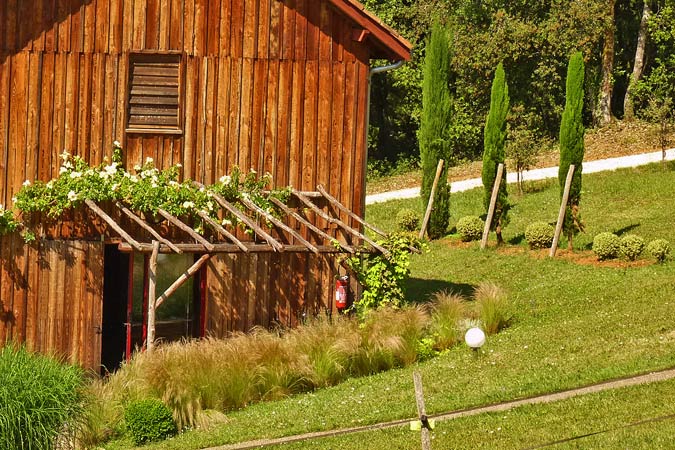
left=474, top=281, right=513, bottom=335
left=429, top=291, right=468, bottom=350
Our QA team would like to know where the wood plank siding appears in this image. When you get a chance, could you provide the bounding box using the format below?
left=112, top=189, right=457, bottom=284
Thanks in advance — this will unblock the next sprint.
left=0, top=0, right=410, bottom=368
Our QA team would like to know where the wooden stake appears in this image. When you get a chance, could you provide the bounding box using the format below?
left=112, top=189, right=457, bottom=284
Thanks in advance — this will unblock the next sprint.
left=550, top=164, right=576, bottom=257
left=156, top=254, right=211, bottom=308
left=413, top=371, right=432, bottom=450
left=146, top=240, right=160, bottom=353
left=480, top=163, right=504, bottom=249
left=419, top=159, right=445, bottom=240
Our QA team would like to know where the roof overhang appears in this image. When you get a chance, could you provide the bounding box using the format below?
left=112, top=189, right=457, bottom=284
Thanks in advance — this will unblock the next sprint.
left=327, top=0, right=413, bottom=61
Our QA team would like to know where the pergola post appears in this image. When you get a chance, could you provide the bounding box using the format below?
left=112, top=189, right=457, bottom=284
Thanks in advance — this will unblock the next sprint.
left=146, top=240, right=160, bottom=352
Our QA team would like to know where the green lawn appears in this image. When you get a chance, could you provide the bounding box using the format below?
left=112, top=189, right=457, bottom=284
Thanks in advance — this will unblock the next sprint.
left=108, top=163, right=675, bottom=449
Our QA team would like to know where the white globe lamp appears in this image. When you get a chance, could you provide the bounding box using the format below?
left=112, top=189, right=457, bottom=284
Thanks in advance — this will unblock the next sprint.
left=465, top=327, right=486, bottom=351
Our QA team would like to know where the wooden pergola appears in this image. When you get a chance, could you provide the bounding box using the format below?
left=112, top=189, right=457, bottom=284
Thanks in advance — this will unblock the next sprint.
left=84, top=184, right=388, bottom=351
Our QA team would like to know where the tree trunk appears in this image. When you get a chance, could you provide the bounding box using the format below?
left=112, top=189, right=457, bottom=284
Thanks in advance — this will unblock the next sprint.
left=596, top=0, right=616, bottom=127
left=624, top=1, right=651, bottom=120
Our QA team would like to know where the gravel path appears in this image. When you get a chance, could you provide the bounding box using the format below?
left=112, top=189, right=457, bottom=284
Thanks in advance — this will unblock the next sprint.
left=365, top=148, right=675, bottom=205
left=207, top=367, right=675, bottom=450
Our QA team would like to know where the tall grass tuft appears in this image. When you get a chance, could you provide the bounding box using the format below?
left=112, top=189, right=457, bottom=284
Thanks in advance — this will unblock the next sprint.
left=474, top=281, right=512, bottom=334
left=429, top=291, right=467, bottom=350
left=0, top=344, right=86, bottom=450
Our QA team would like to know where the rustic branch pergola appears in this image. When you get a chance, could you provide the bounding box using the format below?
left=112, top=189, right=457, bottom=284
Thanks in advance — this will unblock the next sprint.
left=85, top=185, right=386, bottom=351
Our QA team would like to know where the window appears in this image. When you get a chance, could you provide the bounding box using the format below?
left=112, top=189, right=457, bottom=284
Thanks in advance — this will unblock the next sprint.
left=126, top=53, right=182, bottom=134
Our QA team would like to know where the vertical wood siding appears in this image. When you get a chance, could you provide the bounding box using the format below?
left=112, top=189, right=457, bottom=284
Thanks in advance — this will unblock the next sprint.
left=0, top=0, right=375, bottom=365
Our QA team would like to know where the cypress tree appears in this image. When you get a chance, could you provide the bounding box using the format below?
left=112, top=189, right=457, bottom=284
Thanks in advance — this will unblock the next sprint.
left=559, top=51, right=585, bottom=250
left=419, top=21, right=452, bottom=239
left=481, top=63, right=510, bottom=244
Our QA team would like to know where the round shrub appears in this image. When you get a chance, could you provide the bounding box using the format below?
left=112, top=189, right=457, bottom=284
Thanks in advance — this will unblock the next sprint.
left=592, top=232, right=620, bottom=260
left=524, top=221, right=555, bottom=249
left=396, top=208, right=420, bottom=232
left=456, top=216, right=484, bottom=242
left=620, top=234, right=645, bottom=261
left=125, top=398, right=177, bottom=445
left=0, top=345, right=86, bottom=450
left=647, top=239, right=671, bottom=263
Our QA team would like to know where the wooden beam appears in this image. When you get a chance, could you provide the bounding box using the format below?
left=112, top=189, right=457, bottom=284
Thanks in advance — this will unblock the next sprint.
left=146, top=240, right=160, bottom=353
left=115, top=202, right=183, bottom=254
left=239, top=196, right=319, bottom=254
left=419, top=159, right=444, bottom=240
left=293, top=191, right=390, bottom=257
left=480, top=163, right=504, bottom=250
left=269, top=197, right=354, bottom=253
left=156, top=208, right=215, bottom=251
left=205, top=190, right=284, bottom=252
left=155, top=254, right=211, bottom=308
left=317, top=184, right=387, bottom=238
left=196, top=210, right=249, bottom=252
left=413, top=371, right=432, bottom=450
left=84, top=199, right=143, bottom=251
left=550, top=164, right=575, bottom=257
left=118, top=243, right=350, bottom=254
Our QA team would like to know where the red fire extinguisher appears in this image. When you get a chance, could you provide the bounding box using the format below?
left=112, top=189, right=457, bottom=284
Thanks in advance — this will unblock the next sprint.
left=335, top=275, right=349, bottom=310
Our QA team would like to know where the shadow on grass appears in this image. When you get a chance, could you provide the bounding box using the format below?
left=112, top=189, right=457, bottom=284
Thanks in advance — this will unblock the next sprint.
left=614, top=223, right=641, bottom=236
left=509, top=233, right=525, bottom=245
left=406, top=278, right=477, bottom=303
left=523, top=178, right=557, bottom=194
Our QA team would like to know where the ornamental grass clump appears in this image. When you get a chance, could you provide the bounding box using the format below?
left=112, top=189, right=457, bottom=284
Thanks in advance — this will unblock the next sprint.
left=429, top=291, right=467, bottom=351
left=647, top=239, right=671, bottom=263
left=525, top=221, right=555, bottom=249
left=456, top=216, right=484, bottom=242
left=593, top=232, right=621, bottom=260
left=0, top=344, right=86, bottom=450
left=474, top=282, right=512, bottom=335
left=620, top=234, right=645, bottom=261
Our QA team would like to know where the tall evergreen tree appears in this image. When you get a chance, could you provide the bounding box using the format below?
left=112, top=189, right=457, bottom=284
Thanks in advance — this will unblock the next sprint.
left=419, top=21, right=452, bottom=239
left=559, top=51, right=586, bottom=250
left=481, top=62, right=510, bottom=244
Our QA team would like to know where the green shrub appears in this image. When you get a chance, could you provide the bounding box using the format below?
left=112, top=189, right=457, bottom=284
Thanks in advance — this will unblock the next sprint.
left=0, top=344, right=86, bottom=450
left=396, top=208, right=420, bottom=232
left=592, top=232, right=621, bottom=260
left=620, top=234, right=645, bottom=261
left=647, top=239, right=671, bottom=263
left=456, top=216, right=484, bottom=242
left=474, top=282, right=512, bottom=335
left=124, top=398, right=177, bottom=445
left=525, top=221, right=555, bottom=249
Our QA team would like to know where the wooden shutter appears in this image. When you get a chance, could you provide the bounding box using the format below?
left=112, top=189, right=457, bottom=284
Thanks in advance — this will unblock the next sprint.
left=127, top=54, right=182, bottom=133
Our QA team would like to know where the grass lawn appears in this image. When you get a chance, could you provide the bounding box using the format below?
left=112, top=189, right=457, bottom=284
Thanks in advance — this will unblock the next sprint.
left=107, top=163, right=675, bottom=449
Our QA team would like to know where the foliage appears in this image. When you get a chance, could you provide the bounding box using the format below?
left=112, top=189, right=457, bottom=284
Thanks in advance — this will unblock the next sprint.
left=0, top=205, right=19, bottom=235
left=343, top=234, right=427, bottom=319
left=506, top=106, right=544, bottom=193
left=592, top=232, right=621, bottom=260
left=559, top=51, right=586, bottom=247
left=455, top=215, right=484, bottom=242
left=395, top=208, right=420, bottom=232
left=419, top=20, right=452, bottom=239
left=7, top=143, right=290, bottom=241
left=474, top=282, right=512, bottom=335
left=124, top=398, right=177, bottom=445
left=366, top=154, right=420, bottom=181
left=428, top=290, right=467, bottom=351
left=525, top=221, right=555, bottom=249
left=0, top=344, right=86, bottom=450
left=646, top=238, right=671, bottom=263
left=620, top=234, right=645, bottom=261
left=482, top=63, right=510, bottom=241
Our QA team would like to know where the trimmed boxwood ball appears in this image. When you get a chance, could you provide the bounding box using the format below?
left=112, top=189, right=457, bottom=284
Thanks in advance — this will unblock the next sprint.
left=124, top=398, right=177, bottom=445
left=456, top=216, right=484, bottom=242
left=525, top=221, right=555, bottom=249
left=396, top=208, right=420, bottom=232
left=647, top=239, right=671, bottom=263
left=620, top=234, right=645, bottom=261
left=592, top=232, right=620, bottom=260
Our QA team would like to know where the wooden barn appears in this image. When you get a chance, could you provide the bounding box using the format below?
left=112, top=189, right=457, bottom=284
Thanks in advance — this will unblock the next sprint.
left=0, top=0, right=411, bottom=372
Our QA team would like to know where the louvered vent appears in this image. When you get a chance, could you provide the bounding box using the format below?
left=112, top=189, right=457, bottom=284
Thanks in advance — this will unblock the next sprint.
left=127, top=54, right=182, bottom=132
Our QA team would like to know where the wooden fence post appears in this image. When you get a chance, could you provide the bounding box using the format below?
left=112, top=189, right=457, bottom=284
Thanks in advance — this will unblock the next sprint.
left=413, top=371, right=432, bottom=450
left=419, top=159, right=445, bottom=240
left=147, top=240, right=160, bottom=353
left=480, top=163, right=504, bottom=249
left=550, top=165, right=575, bottom=257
